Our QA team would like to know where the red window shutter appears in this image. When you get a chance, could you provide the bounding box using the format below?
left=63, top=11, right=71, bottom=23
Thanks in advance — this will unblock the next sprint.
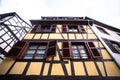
left=78, top=25, right=85, bottom=33
left=51, top=25, right=56, bottom=32
left=62, top=42, right=71, bottom=58
left=88, top=42, right=102, bottom=59
left=31, top=25, right=38, bottom=33
left=62, top=25, right=67, bottom=33
left=6, top=41, right=26, bottom=57
left=35, top=25, right=41, bottom=33
left=46, top=40, right=57, bottom=57
left=103, top=39, right=118, bottom=53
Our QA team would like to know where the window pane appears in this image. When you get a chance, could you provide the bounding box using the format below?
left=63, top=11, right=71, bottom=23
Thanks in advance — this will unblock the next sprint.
left=82, top=56, right=88, bottom=59
left=80, top=50, right=86, bottom=53
left=81, top=53, right=88, bottom=57
left=38, top=46, right=46, bottom=49
left=29, top=46, right=37, bottom=49
left=73, top=29, right=78, bottom=32
left=37, top=50, right=45, bottom=54
left=79, top=45, right=84, bottom=49
left=26, top=50, right=35, bottom=54
left=68, top=29, right=72, bottom=32
left=35, top=54, right=44, bottom=59
left=73, top=50, right=79, bottom=53
left=73, top=56, right=80, bottom=59
left=72, top=45, right=77, bottom=49
left=24, top=54, right=33, bottom=59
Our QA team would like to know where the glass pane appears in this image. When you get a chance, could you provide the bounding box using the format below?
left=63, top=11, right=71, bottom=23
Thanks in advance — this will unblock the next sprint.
left=80, top=50, right=86, bottom=53
left=73, top=29, right=78, bottom=32
left=73, top=56, right=80, bottom=59
left=26, top=50, right=35, bottom=54
left=72, top=45, right=77, bottom=49
left=29, top=46, right=37, bottom=49
left=38, top=46, right=46, bottom=49
left=37, top=50, right=45, bottom=54
left=82, top=56, right=88, bottom=59
left=68, top=29, right=72, bottom=32
left=79, top=45, right=84, bottom=49
left=24, top=54, right=33, bottom=59
left=35, top=54, right=44, bottom=59
left=81, top=53, right=88, bottom=57
left=73, top=50, right=78, bottom=53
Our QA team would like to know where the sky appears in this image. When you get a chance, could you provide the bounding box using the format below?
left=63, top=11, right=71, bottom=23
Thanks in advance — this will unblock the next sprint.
left=0, top=0, right=120, bottom=29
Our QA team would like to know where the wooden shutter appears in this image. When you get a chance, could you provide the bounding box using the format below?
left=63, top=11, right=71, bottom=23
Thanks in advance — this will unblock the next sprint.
left=62, top=25, right=67, bottom=33
left=78, top=25, right=85, bottom=33
left=6, top=41, right=26, bottom=57
left=103, top=39, right=118, bottom=53
left=88, top=42, right=102, bottom=59
left=46, top=40, right=57, bottom=57
left=31, top=25, right=38, bottom=33
left=51, top=25, right=56, bottom=32
left=35, top=25, right=41, bottom=33
left=62, top=42, right=71, bottom=58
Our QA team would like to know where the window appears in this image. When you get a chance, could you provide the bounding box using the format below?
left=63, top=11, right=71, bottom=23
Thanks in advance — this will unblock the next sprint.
left=24, top=40, right=57, bottom=59
left=62, top=25, right=86, bottom=33
left=6, top=41, right=57, bottom=59
left=103, top=39, right=120, bottom=54
left=72, top=43, right=88, bottom=59
left=31, top=25, right=56, bottom=33
left=6, top=41, right=26, bottom=57
left=24, top=45, right=47, bottom=59
left=97, top=27, right=109, bottom=34
left=62, top=42, right=101, bottom=59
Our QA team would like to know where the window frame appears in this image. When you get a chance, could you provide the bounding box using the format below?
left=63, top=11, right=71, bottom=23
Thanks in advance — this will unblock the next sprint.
left=31, top=24, right=56, bottom=33
left=62, top=25, right=86, bottom=33
left=62, top=41, right=101, bottom=60
left=103, top=39, right=120, bottom=54
left=97, top=26, right=109, bottom=35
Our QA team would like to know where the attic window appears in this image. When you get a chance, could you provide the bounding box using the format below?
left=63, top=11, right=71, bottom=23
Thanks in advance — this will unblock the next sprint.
left=97, top=26, right=109, bottom=34
left=103, top=39, right=120, bottom=54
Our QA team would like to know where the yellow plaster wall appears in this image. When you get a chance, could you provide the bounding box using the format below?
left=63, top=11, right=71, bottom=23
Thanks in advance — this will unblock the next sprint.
left=33, top=34, right=41, bottom=39
left=9, top=62, right=27, bottom=74
left=54, top=52, right=60, bottom=60
left=26, top=62, right=43, bottom=75
left=88, top=34, right=97, bottom=39
left=93, top=41, right=104, bottom=48
left=105, top=61, right=120, bottom=76
left=62, top=34, right=68, bottom=39
left=69, top=34, right=75, bottom=39
left=74, top=62, right=86, bottom=76
left=0, top=58, right=15, bottom=75
left=43, top=63, right=50, bottom=76
left=76, top=34, right=83, bottom=39
left=101, top=49, right=112, bottom=59
left=41, top=34, right=48, bottom=39
left=56, top=25, right=62, bottom=33
left=88, top=29, right=93, bottom=33
left=49, top=34, right=63, bottom=39
left=85, top=61, right=99, bottom=76
left=65, top=61, right=71, bottom=76
left=57, top=42, right=62, bottom=49
left=24, top=33, right=34, bottom=39
left=97, top=62, right=106, bottom=76
left=51, top=63, right=64, bottom=76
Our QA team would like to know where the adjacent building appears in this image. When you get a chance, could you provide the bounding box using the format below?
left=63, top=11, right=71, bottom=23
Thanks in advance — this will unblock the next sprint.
left=0, top=14, right=120, bottom=79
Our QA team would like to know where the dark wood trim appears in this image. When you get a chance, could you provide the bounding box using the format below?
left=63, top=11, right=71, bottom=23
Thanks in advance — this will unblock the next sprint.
left=0, top=75, right=120, bottom=80
left=70, top=60, right=75, bottom=76
left=47, top=56, right=54, bottom=76
left=40, top=62, right=45, bottom=76
left=22, top=62, right=30, bottom=75
left=6, top=60, right=16, bottom=75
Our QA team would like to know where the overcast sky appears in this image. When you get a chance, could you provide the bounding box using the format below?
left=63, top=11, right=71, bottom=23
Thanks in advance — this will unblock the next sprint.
left=0, top=0, right=120, bottom=29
